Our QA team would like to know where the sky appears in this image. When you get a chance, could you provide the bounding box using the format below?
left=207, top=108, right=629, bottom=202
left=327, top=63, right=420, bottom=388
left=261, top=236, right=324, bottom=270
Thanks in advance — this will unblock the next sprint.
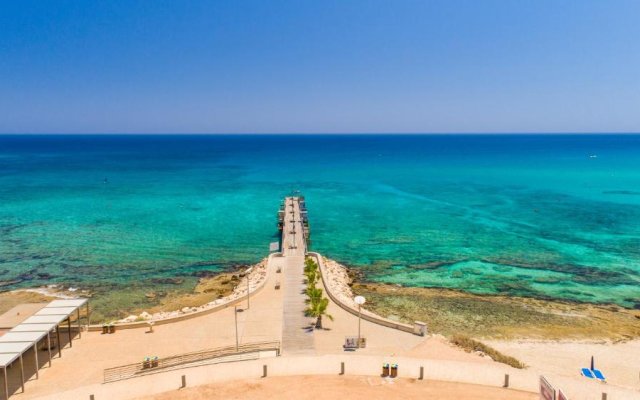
left=0, top=0, right=639, bottom=134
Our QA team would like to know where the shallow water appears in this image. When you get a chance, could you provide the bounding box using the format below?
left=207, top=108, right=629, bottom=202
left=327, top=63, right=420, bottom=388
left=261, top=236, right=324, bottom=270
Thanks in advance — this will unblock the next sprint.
left=1, top=134, right=639, bottom=309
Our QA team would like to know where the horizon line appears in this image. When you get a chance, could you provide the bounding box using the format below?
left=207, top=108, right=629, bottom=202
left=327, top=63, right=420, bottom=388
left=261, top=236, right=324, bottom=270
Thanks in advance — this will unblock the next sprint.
left=2, top=132, right=640, bottom=136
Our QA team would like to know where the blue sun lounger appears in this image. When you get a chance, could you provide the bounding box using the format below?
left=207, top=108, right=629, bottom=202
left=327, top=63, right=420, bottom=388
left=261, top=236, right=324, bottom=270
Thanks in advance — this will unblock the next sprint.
left=581, top=368, right=595, bottom=379
left=592, top=369, right=606, bottom=382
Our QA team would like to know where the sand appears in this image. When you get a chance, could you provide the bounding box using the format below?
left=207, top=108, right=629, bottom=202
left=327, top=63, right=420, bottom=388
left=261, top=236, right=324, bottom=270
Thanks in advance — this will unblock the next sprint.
left=136, top=375, right=537, bottom=400
left=0, top=290, right=55, bottom=315
left=487, top=339, right=640, bottom=391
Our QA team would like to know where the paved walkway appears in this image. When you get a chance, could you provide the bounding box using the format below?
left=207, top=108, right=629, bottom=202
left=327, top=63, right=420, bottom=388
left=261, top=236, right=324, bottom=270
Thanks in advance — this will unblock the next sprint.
left=280, top=197, right=315, bottom=355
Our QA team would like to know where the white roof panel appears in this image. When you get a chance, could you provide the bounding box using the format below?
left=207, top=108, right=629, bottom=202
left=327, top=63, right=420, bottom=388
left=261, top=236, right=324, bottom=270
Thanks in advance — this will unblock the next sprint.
left=0, top=342, right=33, bottom=354
left=36, top=306, right=77, bottom=316
left=22, top=314, right=68, bottom=325
left=47, top=299, right=88, bottom=308
left=0, top=331, right=48, bottom=343
left=10, top=323, right=57, bottom=332
left=0, top=352, right=20, bottom=368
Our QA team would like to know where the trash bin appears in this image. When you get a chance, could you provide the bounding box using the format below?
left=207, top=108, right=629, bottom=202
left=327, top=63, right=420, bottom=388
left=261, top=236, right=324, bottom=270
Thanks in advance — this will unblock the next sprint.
left=102, top=324, right=108, bottom=334
left=390, top=364, right=398, bottom=378
left=108, top=324, right=115, bottom=334
left=381, top=363, right=390, bottom=377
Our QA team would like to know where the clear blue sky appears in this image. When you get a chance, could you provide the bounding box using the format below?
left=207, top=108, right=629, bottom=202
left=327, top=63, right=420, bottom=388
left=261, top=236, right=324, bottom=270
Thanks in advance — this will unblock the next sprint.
left=1, top=0, right=639, bottom=133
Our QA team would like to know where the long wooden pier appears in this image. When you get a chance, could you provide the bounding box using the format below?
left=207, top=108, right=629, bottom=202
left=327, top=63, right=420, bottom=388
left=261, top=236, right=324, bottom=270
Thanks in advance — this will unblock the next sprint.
left=279, top=196, right=315, bottom=355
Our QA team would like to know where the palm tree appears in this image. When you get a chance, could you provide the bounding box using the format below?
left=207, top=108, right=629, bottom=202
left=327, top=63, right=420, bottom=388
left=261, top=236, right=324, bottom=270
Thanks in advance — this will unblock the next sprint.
left=305, top=268, right=318, bottom=286
left=304, top=258, right=321, bottom=285
left=305, top=286, right=323, bottom=304
left=306, top=297, right=333, bottom=329
left=304, top=258, right=318, bottom=274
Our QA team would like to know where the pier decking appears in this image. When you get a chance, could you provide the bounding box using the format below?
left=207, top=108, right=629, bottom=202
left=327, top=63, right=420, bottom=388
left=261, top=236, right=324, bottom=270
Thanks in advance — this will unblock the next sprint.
left=280, top=197, right=315, bottom=355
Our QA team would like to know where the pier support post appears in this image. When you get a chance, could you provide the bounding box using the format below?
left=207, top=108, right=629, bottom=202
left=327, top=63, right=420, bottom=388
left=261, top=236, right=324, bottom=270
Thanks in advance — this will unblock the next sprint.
left=503, top=374, right=509, bottom=388
left=56, top=326, right=62, bottom=358
left=340, top=362, right=345, bottom=375
left=68, top=317, right=72, bottom=347
left=419, top=366, right=424, bottom=380
left=181, top=375, right=186, bottom=388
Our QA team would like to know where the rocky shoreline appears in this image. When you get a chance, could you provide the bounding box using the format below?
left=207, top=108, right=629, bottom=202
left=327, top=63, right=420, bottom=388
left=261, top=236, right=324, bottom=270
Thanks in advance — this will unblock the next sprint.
left=316, top=256, right=640, bottom=340
left=0, top=258, right=270, bottom=325
left=319, top=256, right=406, bottom=323
left=113, top=257, right=269, bottom=323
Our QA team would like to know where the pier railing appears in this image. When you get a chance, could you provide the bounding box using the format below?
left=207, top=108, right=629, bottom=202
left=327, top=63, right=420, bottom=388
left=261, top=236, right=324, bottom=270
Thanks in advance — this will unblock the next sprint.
left=103, top=341, right=280, bottom=383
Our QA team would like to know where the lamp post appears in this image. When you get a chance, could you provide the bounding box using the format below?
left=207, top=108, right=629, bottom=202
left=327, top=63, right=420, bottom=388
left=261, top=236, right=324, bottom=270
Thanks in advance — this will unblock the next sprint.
left=354, top=296, right=366, bottom=348
left=234, top=306, right=239, bottom=352
left=245, top=266, right=253, bottom=310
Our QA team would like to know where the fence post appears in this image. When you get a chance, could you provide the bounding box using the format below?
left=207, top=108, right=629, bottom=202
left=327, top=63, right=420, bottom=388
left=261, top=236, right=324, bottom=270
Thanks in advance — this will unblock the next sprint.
left=181, top=375, right=186, bottom=388
left=503, top=374, right=509, bottom=388
left=340, top=362, right=345, bottom=375
left=262, top=365, right=267, bottom=378
left=419, top=366, right=424, bottom=380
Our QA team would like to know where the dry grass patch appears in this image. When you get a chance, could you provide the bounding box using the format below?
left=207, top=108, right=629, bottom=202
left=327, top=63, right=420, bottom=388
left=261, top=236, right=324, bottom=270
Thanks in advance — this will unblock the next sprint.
left=0, top=290, right=55, bottom=315
left=451, top=335, right=526, bottom=369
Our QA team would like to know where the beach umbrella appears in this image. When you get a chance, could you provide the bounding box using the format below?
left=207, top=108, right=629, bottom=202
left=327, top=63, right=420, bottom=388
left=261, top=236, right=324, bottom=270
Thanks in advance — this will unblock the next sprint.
left=590, top=356, right=594, bottom=370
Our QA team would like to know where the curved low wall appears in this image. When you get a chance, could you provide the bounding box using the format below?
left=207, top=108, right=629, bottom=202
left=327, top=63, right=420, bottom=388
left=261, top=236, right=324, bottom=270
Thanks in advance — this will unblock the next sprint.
left=308, top=252, right=417, bottom=335
left=87, top=253, right=281, bottom=331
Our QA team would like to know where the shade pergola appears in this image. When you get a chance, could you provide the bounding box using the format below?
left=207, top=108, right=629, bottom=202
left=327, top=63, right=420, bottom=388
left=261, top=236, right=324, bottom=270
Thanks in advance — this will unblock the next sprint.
left=0, top=298, right=88, bottom=400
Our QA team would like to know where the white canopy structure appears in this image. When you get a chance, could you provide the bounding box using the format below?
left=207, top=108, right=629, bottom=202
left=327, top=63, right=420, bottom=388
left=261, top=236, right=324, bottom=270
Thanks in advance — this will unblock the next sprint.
left=0, top=298, right=88, bottom=400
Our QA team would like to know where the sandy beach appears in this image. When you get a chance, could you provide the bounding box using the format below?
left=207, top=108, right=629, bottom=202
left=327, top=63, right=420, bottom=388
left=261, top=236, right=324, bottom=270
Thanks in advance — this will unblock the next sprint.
left=487, top=339, right=640, bottom=391
left=135, top=375, right=537, bottom=400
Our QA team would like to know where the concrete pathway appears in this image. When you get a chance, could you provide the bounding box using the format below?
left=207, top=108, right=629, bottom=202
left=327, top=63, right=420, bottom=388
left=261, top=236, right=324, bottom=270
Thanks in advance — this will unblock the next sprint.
left=280, top=197, right=315, bottom=355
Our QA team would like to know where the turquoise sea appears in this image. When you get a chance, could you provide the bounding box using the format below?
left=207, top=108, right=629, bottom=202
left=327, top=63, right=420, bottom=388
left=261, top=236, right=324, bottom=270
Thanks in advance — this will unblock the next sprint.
left=1, top=134, right=639, bottom=313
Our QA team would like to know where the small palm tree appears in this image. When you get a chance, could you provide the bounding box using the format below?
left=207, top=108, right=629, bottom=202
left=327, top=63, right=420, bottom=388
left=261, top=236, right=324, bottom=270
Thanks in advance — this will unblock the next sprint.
left=304, top=258, right=320, bottom=286
left=305, top=268, right=318, bottom=286
left=306, top=297, right=333, bottom=329
left=305, top=286, right=323, bottom=304
left=304, top=258, right=318, bottom=274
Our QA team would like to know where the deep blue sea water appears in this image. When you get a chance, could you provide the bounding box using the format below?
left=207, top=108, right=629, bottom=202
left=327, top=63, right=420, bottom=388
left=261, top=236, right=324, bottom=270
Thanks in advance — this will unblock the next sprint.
left=1, top=134, right=639, bottom=310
